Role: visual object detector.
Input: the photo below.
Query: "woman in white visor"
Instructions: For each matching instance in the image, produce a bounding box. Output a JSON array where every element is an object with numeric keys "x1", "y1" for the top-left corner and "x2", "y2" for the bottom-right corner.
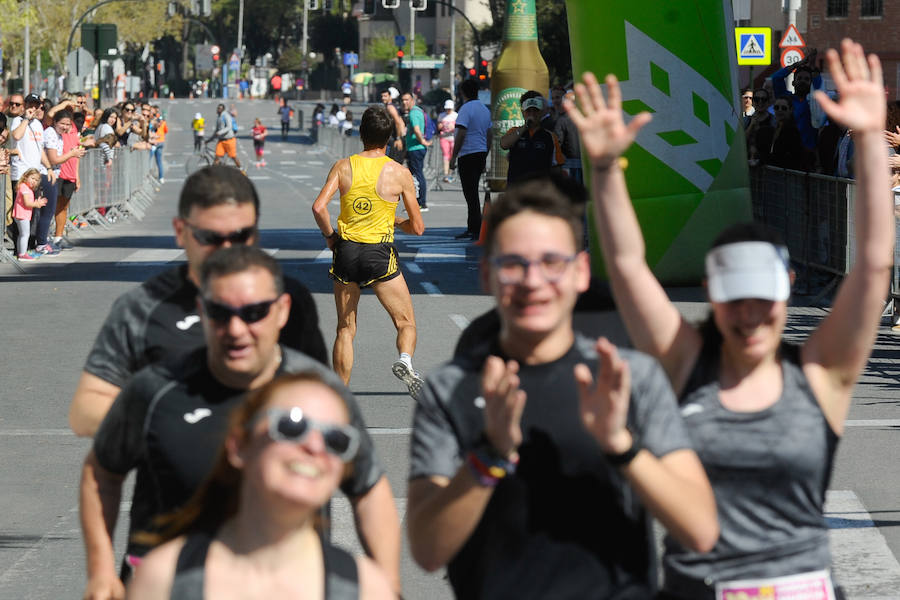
[{"x1": 566, "y1": 39, "x2": 892, "y2": 600}]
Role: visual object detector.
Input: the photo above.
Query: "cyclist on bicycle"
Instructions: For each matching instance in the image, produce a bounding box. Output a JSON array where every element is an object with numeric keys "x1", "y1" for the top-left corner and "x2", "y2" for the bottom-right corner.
[{"x1": 206, "y1": 103, "x2": 243, "y2": 173}]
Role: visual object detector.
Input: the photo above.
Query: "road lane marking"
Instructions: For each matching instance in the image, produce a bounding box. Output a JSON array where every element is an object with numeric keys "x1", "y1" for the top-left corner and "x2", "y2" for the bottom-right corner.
[
  {"x1": 405, "y1": 262, "x2": 423, "y2": 274},
  {"x1": 279, "y1": 160, "x2": 297, "y2": 165},
  {"x1": 315, "y1": 249, "x2": 332, "y2": 262},
  {"x1": 449, "y1": 314, "x2": 470, "y2": 330},
  {"x1": 421, "y1": 282, "x2": 443, "y2": 296},
  {"x1": 826, "y1": 490, "x2": 900, "y2": 595},
  {"x1": 115, "y1": 249, "x2": 183, "y2": 265},
  {"x1": 845, "y1": 420, "x2": 900, "y2": 427}
]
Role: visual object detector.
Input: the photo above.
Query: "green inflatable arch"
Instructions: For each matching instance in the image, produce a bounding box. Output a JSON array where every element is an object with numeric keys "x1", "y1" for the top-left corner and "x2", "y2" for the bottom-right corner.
[{"x1": 566, "y1": 1, "x2": 753, "y2": 284}]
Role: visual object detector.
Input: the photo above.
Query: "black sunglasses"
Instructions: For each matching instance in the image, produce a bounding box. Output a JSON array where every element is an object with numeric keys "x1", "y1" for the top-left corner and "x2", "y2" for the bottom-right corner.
[
  {"x1": 9, "y1": 102, "x2": 22, "y2": 107},
  {"x1": 186, "y1": 223, "x2": 256, "y2": 246},
  {"x1": 257, "y1": 407, "x2": 359, "y2": 460},
  {"x1": 202, "y1": 298, "x2": 278, "y2": 324}
]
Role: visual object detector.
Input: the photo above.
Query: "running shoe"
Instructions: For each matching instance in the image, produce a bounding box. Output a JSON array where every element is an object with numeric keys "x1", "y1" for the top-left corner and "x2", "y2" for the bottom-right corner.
[
  {"x1": 17, "y1": 252, "x2": 37, "y2": 261},
  {"x1": 392, "y1": 358, "x2": 425, "y2": 399},
  {"x1": 419, "y1": 205, "x2": 429, "y2": 213},
  {"x1": 35, "y1": 244, "x2": 60, "y2": 256},
  {"x1": 55, "y1": 238, "x2": 74, "y2": 250}
]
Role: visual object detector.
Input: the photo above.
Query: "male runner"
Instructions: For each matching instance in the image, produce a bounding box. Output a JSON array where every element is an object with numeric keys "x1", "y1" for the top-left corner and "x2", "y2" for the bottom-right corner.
[
  {"x1": 79, "y1": 246, "x2": 400, "y2": 598},
  {"x1": 312, "y1": 105, "x2": 426, "y2": 396},
  {"x1": 206, "y1": 103, "x2": 243, "y2": 172},
  {"x1": 407, "y1": 178, "x2": 718, "y2": 598},
  {"x1": 69, "y1": 166, "x2": 325, "y2": 439}
]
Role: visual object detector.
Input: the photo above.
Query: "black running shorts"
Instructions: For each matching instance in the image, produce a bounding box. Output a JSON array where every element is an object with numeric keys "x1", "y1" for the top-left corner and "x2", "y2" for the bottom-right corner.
[{"x1": 329, "y1": 238, "x2": 400, "y2": 288}]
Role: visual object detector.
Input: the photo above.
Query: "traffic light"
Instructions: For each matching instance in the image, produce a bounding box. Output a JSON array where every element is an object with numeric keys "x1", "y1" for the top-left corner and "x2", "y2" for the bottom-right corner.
[
  {"x1": 363, "y1": 0, "x2": 376, "y2": 14},
  {"x1": 478, "y1": 59, "x2": 489, "y2": 81},
  {"x1": 382, "y1": 0, "x2": 400, "y2": 8},
  {"x1": 411, "y1": 0, "x2": 427, "y2": 10},
  {"x1": 211, "y1": 44, "x2": 220, "y2": 62},
  {"x1": 397, "y1": 48, "x2": 404, "y2": 68}
]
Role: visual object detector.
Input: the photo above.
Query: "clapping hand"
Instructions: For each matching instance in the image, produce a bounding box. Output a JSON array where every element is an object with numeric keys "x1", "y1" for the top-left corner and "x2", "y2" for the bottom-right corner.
[
  {"x1": 564, "y1": 72, "x2": 651, "y2": 170},
  {"x1": 814, "y1": 39, "x2": 885, "y2": 134},
  {"x1": 576, "y1": 337, "x2": 633, "y2": 454},
  {"x1": 480, "y1": 356, "x2": 526, "y2": 458},
  {"x1": 883, "y1": 126, "x2": 900, "y2": 148}
]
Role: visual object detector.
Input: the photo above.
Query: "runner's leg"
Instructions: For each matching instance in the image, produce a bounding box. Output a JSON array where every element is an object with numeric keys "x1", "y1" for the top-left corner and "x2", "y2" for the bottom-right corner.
[
  {"x1": 371, "y1": 273, "x2": 417, "y2": 358},
  {"x1": 333, "y1": 281, "x2": 361, "y2": 384}
]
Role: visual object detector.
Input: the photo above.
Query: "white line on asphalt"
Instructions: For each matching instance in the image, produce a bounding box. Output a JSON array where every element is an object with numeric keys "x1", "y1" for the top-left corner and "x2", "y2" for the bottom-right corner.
[
  {"x1": 421, "y1": 282, "x2": 443, "y2": 296},
  {"x1": 845, "y1": 420, "x2": 900, "y2": 427},
  {"x1": 0, "y1": 505, "x2": 79, "y2": 585},
  {"x1": 251, "y1": 175, "x2": 271, "y2": 180},
  {"x1": 287, "y1": 174, "x2": 312, "y2": 179},
  {"x1": 825, "y1": 490, "x2": 900, "y2": 594},
  {"x1": 307, "y1": 160, "x2": 325, "y2": 165},
  {"x1": 263, "y1": 248, "x2": 279, "y2": 257},
  {"x1": 115, "y1": 249, "x2": 183, "y2": 265},
  {"x1": 315, "y1": 249, "x2": 333, "y2": 261},
  {"x1": 368, "y1": 428, "x2": 412, "y2": 435},
  {"x1": 279, "y1": 160, "x2": 297, "y2": 165},
  {"x1": 449, "y1": 314, "x2": 470, "y2": 330},
  {"x1": 280, "y1": 149, "x2": 297, "y2": 154},
  {"x1": 405, "y1": 262, "x2": 423, "y2": 274}
]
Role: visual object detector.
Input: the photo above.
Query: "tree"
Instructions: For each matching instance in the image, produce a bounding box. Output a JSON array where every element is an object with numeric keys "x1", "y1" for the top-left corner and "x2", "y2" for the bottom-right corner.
[{"x1": 366, "y1": 34, "x2": 426, "y2": 67}]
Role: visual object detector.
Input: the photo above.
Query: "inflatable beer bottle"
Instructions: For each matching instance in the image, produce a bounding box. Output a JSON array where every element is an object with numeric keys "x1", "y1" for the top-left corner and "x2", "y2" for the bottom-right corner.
[
  {"x1": 487, "y1": 0, "x2": 549, "y2": 191},
  {"x1": 566, "y1": 1, "x2": 752, "y2": 283}
]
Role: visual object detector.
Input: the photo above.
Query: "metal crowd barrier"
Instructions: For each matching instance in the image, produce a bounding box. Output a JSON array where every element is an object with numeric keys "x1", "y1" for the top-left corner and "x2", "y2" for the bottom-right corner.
[{"x1": 66, "y1": 145, "x2": 159, "y2": 234}]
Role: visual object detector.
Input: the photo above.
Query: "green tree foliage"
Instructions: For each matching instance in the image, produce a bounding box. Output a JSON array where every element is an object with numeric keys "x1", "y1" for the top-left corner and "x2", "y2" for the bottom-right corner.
[
  {"x1": 480, "y1": 0, "x2": 572, "y2": 86},
  {"x1": 366, "y1": 34, "x2": 426, "y2": 66}
]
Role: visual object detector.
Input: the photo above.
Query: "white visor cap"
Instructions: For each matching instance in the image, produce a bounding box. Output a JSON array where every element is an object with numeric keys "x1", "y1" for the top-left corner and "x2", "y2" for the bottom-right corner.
[{"x1": 705, "y1": 241, "x2": 791, "y2": 303}]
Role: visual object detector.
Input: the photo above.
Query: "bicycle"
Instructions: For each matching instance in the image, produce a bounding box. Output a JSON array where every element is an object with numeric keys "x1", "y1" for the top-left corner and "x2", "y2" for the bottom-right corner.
[{"x1": 185, "y1": 141, "x2": 217, "y2": 175}]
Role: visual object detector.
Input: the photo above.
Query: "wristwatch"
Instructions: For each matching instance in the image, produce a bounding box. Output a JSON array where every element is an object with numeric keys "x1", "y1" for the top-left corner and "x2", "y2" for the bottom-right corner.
[{"x1": 604, "y1": 432, "x2": 641, "y2": 467}]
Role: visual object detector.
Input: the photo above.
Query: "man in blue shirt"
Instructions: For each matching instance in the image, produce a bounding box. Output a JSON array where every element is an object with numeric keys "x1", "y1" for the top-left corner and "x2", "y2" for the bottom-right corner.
[
  {"x1": 401, "y1": 92, "x2": 431, "y2": 212},
  {"x1": 771, "y1": 50, "x2": 822, "y2": 169},
  {"x1": 450, "y1": 79, "x2": 492, "y2": 240}
]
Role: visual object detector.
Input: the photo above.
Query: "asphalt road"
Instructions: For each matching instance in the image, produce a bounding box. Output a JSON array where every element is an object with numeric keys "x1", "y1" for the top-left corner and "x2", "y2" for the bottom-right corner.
[{"x1": 0, "y1": 96, "x2": 898, "y2": 599}]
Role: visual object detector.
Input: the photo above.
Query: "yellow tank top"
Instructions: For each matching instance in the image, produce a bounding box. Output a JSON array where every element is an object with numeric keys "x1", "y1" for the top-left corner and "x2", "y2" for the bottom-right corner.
[{"x1": 338, "y1": 155, "x2": 398, "y2": 244}]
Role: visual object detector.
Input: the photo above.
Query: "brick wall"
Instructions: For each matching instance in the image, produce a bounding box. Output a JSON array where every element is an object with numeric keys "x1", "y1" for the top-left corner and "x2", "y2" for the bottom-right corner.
[{"x1": 806, "y1": 0, "x2": 900, "y2": 99}]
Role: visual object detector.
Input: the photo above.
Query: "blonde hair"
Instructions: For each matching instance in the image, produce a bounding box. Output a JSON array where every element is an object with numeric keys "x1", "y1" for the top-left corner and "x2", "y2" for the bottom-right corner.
[{"x1": 19, "y1": 168, "x2": 41, "y2": 186}]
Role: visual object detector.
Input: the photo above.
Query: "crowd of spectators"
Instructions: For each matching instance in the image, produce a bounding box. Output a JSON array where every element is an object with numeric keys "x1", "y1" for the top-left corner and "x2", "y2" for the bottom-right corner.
[
  {"x1": 743, "y1": 49, "x2": 900, "y2": 186},
  {"x1": 3, "y1": 90, "x2": 166, "y2": 261}
]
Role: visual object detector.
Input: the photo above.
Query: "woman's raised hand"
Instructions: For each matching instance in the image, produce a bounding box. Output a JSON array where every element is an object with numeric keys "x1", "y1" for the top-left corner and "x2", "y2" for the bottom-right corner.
[{"x1": 564, "y1": 72, "x2": 651, "y2": 170}]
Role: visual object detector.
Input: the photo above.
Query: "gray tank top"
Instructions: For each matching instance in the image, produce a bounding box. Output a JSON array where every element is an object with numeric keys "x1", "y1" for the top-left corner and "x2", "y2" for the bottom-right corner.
[
  {"x1": 662, "y1": 342, "x2": 839, "y2": 599},
  {"x1": 169, "y1": 531, "x2": 359, "y2": 600}
]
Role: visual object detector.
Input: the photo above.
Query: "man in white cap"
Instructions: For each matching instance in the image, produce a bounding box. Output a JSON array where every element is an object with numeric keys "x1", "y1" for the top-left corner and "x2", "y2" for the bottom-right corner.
[
  {"x1": 437, "y1": 98, "x2": 458, "y2": 183},
  {"x1": 380, "y1": 86, "x2": 406, "y2": 163},
  {"x1": 499, "y1": 91, "x2": 563, "y2": 185}
]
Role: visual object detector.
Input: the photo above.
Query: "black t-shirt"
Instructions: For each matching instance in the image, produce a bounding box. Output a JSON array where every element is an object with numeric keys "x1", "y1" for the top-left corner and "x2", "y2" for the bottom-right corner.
[
  {"x1": 410, "y1": 333, "x2": 692, "y2": 599},
  {"x1": 84, "y1": 265, "x2": 328, "y2": 389},
  {"x1": 506, "y1": 127, "x2": 556, "y2": 184},
  {"x1": 93, "y1": 347, "x2": 383, "y2": 559}
]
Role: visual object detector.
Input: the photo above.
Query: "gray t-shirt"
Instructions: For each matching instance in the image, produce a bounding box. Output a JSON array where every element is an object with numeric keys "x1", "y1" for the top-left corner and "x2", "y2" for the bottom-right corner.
[
  {"x1": 410, "y1": 332, "x2": 692, "y2": 599},
  {"x1": 662, "y1": 342, "x2": 838, "y2": 599}
]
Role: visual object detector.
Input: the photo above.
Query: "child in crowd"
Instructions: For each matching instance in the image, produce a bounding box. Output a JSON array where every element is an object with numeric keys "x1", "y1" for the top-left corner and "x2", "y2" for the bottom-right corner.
[
  {"x1": 342, "y1": 109, "x2": 354, "y2": 136},
  {"x1": 192, "y1": 112, "x2": 204, "y2": 152},
  {"x1": 13, "y1": 168, "x2": 47, "y2": 260},
  {"x1": 252, "y1": 118, "x2": 267, "y2": 168}
]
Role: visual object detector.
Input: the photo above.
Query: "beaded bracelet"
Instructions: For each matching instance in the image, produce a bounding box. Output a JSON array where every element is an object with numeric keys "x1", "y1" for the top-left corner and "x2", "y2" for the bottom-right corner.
[{"x1": 466, "y1": 444, "x2": 519, "y2": 488}]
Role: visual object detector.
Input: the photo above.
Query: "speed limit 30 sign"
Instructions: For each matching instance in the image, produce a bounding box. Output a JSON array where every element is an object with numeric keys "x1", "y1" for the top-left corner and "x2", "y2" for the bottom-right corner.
[{"x1": 781, "y1": 46, "x2": 804, "y2": 68}]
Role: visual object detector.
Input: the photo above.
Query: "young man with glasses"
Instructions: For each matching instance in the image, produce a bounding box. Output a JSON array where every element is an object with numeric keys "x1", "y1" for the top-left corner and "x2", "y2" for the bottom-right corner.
[
  {"x1": 69, "y1": 166, "x2": 327, "y2": 439},
  {"x1": 79, "y1": 245, "x2": 401, "y2": 597},
  {"x1": 407, "y1": 177, "x2": 717, "y2": 598}
]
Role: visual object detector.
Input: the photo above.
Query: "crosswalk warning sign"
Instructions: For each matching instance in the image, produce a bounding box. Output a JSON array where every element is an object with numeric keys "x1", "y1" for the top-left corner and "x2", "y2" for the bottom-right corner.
[{"x1": 735, "y1": 27, "x2": 771, "y2": 66}]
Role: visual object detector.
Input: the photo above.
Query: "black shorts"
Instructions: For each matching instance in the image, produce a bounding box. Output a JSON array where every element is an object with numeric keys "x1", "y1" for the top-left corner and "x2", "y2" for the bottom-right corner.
[
  {"x1": 329, "y1": 238, "x2": 400, "y2": 288},
  {"x1": 59, "y1": 179, "x2": 77, "y2": 199}
]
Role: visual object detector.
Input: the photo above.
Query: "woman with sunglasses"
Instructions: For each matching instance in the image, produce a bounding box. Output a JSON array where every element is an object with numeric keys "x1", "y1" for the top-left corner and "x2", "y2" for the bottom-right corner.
[
  {"x1": 764, "y1": 96, "x2": 805, "y2": 170},
  {"x1": 567, "y1": 39, "x2": 892, "y2": 599},
  {"x1": 128, "y1": 372, "x2": 395, "y2": 599}
]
